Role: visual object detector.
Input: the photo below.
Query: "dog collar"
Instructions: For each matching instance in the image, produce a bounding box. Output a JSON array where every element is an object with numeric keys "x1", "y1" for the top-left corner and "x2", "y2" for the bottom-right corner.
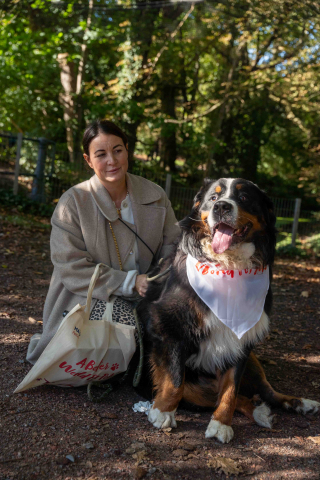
[{"x1": 186, "y1": 254, "x2": 270, "y2": 339}]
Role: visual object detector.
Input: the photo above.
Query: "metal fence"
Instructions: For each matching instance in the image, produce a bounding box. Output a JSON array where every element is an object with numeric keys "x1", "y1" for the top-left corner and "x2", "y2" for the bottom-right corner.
[
  {"x1": 1, "y1": 132, "x2": 319, "y2": 244},
  {"x1": 0, "y1": 132, "x2": 56, "y2": 200}
]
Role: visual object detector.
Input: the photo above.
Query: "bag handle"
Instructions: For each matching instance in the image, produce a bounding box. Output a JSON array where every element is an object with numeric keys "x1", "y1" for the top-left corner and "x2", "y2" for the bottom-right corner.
[{"x1": 85, "y1": 263, "x2": 103, "y2": 313}]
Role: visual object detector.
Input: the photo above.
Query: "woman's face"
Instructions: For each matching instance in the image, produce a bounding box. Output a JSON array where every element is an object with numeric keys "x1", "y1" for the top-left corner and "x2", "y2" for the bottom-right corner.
[{"x1": 84, "y1": 132, "x2": 128, "y2": 188}]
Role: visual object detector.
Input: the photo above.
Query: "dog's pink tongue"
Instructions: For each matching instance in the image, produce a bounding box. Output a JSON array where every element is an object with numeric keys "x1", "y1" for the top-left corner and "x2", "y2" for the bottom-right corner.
[{"x1": 212, "y1": 223, "x2": 234, "y2": 254}]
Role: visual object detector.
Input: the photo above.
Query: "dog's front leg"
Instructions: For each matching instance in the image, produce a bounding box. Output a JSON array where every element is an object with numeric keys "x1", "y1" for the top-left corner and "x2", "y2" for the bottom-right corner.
[
  {"x1": 148, "y1": 343, "x2": 185, "y2": 429},
  {"x1": 206, "y1": 355, "x2": 249, "y2": 443}
]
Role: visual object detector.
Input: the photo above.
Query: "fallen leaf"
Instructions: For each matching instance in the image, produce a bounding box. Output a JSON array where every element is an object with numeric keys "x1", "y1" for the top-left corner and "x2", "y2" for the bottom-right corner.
[
  {"x1": 302, "y1": 344, "x2": 313, "y2": 350},
  {"x1": 301, "y1": 291, "x2": 309, "y2": 297},
  {"x1": 267, "y1": 360, "x2": 277, "y2": 365},
  {"x1": 1, "y1": 265, "x2": 8, "y2": 268},
  {"x1": 207, "y1": 456, "x2": 242, "y2": 476},
  {"x1": 308, "y1": 436, "x2": 320, "y2": 444},
  {"x1": 179, "y1": 443, "x2": 195, "y2": 451},
  {"x1": 172, "y1": 449, "x2": 188, "y2": 457},
  {"x1": 134, "y1": 466, "x2": 148, "y2": 479},
  {"x1": 101, "y1": 413, "x2": 118, "y2": 419},
  {"x1": 272, "y1": 329, "x2": 283, "y2": 335},
  {"x1": 126, "y1": 443, "x2": 145, "y2": 454},
  {"x1": 289, "y1": 328, "x2": 307, "y2": 332},
  {"x1": 28, "y1": 317, "x2": 37, "y2": 324},
  {"x1": 132, "y1": 449, "x2": 148, "y2": 465}
]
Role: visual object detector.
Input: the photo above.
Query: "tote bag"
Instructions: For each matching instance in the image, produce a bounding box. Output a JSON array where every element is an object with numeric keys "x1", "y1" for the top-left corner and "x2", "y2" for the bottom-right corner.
[{"x1": 14, "y1": 264, "x2": 136, "y2": 393}]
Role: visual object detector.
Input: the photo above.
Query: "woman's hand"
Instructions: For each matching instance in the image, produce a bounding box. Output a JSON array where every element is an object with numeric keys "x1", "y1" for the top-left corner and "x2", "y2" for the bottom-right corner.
[{"x1": 135, "y1": 274, "x2": 148, "y2": 297}]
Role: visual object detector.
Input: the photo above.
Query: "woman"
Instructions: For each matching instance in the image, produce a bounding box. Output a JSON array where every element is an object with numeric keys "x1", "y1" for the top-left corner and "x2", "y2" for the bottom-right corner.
[{"x1": 27, "y1": 120, "x2": 180, "y2": 364}]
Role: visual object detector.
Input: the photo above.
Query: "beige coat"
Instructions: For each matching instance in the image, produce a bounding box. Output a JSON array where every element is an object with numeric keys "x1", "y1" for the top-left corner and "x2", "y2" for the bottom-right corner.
[{"x1": 26, "y1": 173, "x2": 180, "y2": 364}]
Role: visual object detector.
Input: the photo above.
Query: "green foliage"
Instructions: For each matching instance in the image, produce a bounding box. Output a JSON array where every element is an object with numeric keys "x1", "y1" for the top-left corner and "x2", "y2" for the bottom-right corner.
[
  {"x1": 0, "y1": 0, "x2": 319, "y2": 208},
  {"x1": 0, "y1": 189, "x2": 55, "y2": 217},
  {"x1": 276, "y1": 232, "x2": 320, "y2": 258},
  {"x1": 276, "y1": 244, "x2": 310, "y2": 259}
]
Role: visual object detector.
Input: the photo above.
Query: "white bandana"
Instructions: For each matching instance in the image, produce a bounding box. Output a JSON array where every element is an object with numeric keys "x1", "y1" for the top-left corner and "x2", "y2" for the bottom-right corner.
[{"x1": 186, "y1": 254, "x2": 270, "y2": 339}]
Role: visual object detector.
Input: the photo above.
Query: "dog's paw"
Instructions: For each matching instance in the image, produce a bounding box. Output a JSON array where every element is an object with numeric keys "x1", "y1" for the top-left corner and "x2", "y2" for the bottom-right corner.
[
  {"x1": 253, "y1": 402, "x2": 274, "y2": 428},
  {"x1": 205, "y1": 419, "x2": 234, "y2": 443},
  {"x1": 294, "y1": 398, "x2": 320, "y2": 415},
  {"x1": 148, "y1": 407, "x2": 177, "y2": 429}
]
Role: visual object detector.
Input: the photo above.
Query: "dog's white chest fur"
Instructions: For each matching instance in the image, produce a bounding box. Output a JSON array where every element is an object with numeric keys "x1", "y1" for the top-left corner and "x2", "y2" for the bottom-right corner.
[{"x1": 186, "y1": 311, "x2": 269, "y2": 373}]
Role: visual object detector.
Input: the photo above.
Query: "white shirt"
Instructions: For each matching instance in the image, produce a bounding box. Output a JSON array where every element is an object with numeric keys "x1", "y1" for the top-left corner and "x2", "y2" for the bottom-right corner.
[{"x1": 113, "y1": 195, "x2": 140, "y2": 297}]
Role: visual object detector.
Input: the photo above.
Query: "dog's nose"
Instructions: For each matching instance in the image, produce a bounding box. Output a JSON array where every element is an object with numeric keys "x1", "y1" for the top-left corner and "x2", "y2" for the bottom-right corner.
[{"x1": 213, "y1": 201, "x2": 233, "y2": 215}]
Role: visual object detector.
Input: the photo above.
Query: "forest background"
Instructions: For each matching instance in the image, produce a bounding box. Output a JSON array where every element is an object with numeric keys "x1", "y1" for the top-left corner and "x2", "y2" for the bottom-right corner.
[{"x1": 0, "y1": 0, "x2": 320, "y2": 211}]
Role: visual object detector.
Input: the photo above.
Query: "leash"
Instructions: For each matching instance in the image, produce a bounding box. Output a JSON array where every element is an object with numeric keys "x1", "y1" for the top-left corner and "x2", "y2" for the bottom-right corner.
[{"x1": 147, "y1": 265, "x2": 172, "y2": 282}]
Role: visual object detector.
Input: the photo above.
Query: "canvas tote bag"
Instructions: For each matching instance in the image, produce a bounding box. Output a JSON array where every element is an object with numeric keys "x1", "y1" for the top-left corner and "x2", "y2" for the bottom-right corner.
[{"x1": 14, "y1": 263, "x2": 136, "y2": 393}]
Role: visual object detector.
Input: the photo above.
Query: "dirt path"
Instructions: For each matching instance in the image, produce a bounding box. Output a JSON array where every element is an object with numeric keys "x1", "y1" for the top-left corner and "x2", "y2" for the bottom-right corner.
[{"x1": 1, "y1": 216, "x2": 320, "y2": 480}]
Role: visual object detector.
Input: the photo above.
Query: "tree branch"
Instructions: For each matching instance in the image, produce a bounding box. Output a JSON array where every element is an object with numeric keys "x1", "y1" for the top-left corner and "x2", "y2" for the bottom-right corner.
[
  {"x1": 145, "y1": 3, "x2": 195, "y2": 82},
  {"x1": 164, "y1": 100, "x2": 225, "y2": 124}
]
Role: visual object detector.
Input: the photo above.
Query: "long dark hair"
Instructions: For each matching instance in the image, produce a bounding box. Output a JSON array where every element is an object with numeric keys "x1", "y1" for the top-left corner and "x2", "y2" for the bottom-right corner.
[{"x1": 82, "y1": 120, "x2": 128, "y2": 156}]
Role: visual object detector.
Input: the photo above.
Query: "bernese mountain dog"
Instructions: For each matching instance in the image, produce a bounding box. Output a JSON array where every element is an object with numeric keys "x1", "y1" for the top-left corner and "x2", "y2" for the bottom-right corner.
[{"x1": 136, "y1": 178, "x2": 320, "y2": 443}]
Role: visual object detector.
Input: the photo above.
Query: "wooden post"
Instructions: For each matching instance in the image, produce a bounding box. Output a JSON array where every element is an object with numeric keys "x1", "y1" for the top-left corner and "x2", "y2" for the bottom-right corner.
[
  {"x1": 291, "y1": 198, "x2": 301, "y2": 247},
  {"x1": 13, "y1": 132, "x2": 23, "y2": 195},
  {"x1": 31, "y1": 138, "x2": 48, "y2": 203},
  {"x1": 165, "y1": 173, "x2": 172, "y2": 199},
  {"x1": 50, "y1": 143, "x2": 56, "y2": 177}
]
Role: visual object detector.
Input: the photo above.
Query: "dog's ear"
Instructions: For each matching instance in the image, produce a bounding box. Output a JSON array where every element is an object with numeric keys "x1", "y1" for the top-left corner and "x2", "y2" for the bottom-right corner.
[
  {"x1": 179, "y1": 179, "x2": 214, "y2": 231},
  {"x1": 261, "y1": 191, "x2": 276, "y2": 228},
  {"x1": 192, "y1": 178, "x2": 214, "y2": 211},
  {"x1": 256, "y1": 190, "x2": 277, "y2": 267}
]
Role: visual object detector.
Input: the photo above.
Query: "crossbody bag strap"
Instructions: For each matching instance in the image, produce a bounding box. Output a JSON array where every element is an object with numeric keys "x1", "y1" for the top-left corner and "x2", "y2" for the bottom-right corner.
[{"x1": 118, "y1": 217, "x2": 155, "y2": 261}]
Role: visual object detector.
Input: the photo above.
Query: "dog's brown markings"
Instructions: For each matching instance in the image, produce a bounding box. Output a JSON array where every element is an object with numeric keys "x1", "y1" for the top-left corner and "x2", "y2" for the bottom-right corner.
[
  {"x1": 237, "y1": 207, "x2": 263, "y2": 238},
  {"x1": 151, "y1": 359, "x2": 184, "y2": 413},
  {"x1": 194, "y1": 201, "x2": 200, "y2": 208},
  {"x1": 189, "y1": 297, "x2": 207, "y2": 330},
  {"x1": 211, "y1": 368, "x2": 237, "y2": 426},
  {"x1": 201, "y1": 211, "x2": 209, "y2": 223},
  {"x1": 236, "y1": 184, "x2": 243, "y2": 190},
  {"x1": 183, "y1": 376, "x2": 219, "y2": 407},
  {"x1": 240, "y1": 353, "x2": 304, "y2": 410},
  {"x1": 197, "y1": 211, "x2": 211, "y2": 237},
  {"x1": 215, "y1": 186, "x2": 222, "y2": 193},
  {"x1": 235, "y1": 395, "x2": 258, "y2": 421}
]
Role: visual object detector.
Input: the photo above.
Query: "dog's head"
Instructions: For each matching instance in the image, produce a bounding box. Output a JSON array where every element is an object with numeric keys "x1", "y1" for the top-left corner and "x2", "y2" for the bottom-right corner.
[{"x1": 180, "y1": 178, "x2": 276, "y2": 268}]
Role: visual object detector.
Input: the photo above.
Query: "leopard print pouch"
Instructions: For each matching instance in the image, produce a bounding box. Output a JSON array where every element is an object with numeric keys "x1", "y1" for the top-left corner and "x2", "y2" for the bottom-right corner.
[{"x1": 90, "y1": 297, "x2": 143, "y2": 340}]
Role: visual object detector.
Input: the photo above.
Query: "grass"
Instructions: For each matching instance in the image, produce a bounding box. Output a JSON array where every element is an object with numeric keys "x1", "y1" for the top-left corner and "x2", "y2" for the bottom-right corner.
[
  {"x1": 276, "y1": 216, "x2": 311, "y2": 223},
  {"x1": 276, "y1": 231, "x2": 320, "y2": 258},
  {"x1": 0, "y1": 208, "x2": 51, "y2": 230}
]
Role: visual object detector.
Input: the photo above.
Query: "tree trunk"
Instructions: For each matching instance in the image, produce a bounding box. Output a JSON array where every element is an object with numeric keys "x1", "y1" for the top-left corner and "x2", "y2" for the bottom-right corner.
[
  {"x1": 57, "y1": 0, "x2": 93, "y2": 163},
  {"x1": 57, "y1": 53, "x2": 77, "y2": 163},
  {"x1": 161, "y1": 83, "x2": 177, "y2": 172}
]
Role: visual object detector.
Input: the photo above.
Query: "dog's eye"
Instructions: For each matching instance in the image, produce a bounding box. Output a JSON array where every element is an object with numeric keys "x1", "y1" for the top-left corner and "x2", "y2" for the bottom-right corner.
[
  {"x1": 239, "y1": 195, "x2": 247, "y2": 202},
  {"x1": 211, "y1": 195, "x2": 218, "y2": 201}
]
